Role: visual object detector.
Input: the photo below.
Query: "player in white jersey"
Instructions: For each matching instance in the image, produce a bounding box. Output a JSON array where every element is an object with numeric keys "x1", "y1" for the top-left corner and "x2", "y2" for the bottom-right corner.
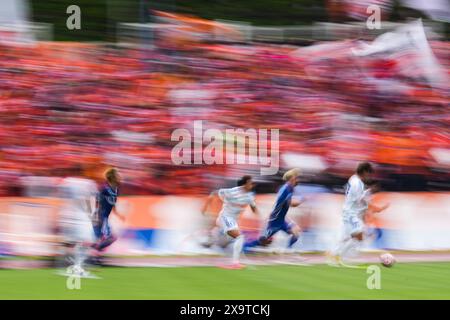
[
  {"x1": 329, "y1": 162, "x2": 377, "y2": 266},
  {"x1": 58, "y1": 170, "x2": 97, "y2": 276},
  {"x1": 201, "y1": 175, "x2": 259, "y2": 269}
]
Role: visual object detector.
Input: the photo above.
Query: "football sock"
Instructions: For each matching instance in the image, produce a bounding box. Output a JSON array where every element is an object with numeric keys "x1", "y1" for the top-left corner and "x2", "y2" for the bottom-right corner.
[
  {"x1": 232, "y1": 235, "x2": 244, "y2": 264},
  {"x1": 288, "y1": 235, "x2": 299, "y2": 248}
]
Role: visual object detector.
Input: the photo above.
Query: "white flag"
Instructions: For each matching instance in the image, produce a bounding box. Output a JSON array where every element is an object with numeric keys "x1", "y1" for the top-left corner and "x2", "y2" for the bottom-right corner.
[{"x1": 352, "y1": 19, "x2": 448, "y2": 88}]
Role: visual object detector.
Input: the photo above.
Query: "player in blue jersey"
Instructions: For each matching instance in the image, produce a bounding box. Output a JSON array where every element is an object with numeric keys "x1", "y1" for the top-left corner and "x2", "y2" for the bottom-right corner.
[
  {"x1": 245, "y1": 168, "x2": 304, "y2": 251},
  {"x1": 92, "y1": 168, "x2": 125, "y2": 254}
]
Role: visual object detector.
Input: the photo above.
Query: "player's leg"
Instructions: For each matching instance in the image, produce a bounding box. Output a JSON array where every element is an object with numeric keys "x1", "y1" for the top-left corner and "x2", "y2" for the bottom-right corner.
[
  {"x1": 73, "y1": 242, "x2": 89, "y2": 270},
  {"x1": 226, "y1": 229, "x2": 244, "y2": 265},
  {"x1": 244, "y1": 237, "x2": 262, "y2": 249},
  {"x1": 200, "y1": 214, "x2": 219, "y2": 248},
  {"x1": 93, "y1": 219, "x2": 117, "y2": 251},
  {"x1": 58, "y1": 210, "x2": 77, "y2": 266},
  {"x1": 62, "y1": 215, "x2": 87, "y2": 268},
  {"x1": 336, "y1": 216, "x2": 364, "y2": 262},
  {"x1": 66, "y1": 219, "x2": 96, "y2": 276},
  {"x1": 328, "y1": 241, "x2": 347, "y2": 266},
  {"x1": 95, "y1": 235, "x2": 117, "y2": 251},
  {"x1": 284, "y1": 221, "x2": 301, "y2": 248},
  {"x1": 218, "y1": 215, "x2": 245, "y2": 268},
  {"x1": 244, "y1": 224, "x2": 278, "y2": 249},
  {"x1": 346, "y1": 231, "x2": 364, "y2": 258},
  {"x1": 328, "y1": 217, "x2": 355, "y2": 266},
  {"x1": 90, "y1": 222, "x2": 104, "y2": 264},
  {"x1": 336, "y1": 234, "x2": 360, "y2": 257},
  {"x1": 93, "y1": 222, "x2": 103, "y2": 241}
]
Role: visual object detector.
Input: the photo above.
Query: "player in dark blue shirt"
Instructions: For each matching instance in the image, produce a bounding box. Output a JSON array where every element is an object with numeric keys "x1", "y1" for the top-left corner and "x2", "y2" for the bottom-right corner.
[
  {"x1": 92, "y1": 168, "x2": 125, "y2": 252},
  {"x1": 245, "y1": 169, "x2": 303, "y2": 250}
]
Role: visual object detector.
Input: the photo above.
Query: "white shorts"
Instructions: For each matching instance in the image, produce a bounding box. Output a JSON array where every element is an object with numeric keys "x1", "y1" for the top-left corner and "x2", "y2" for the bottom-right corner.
[
  {"x1": 60, "y1": 210, "x2": 95, "y2": 244},
  {"x1": 342, "y1": 215, "x2": 365, "y2": 238},
  {"x1": 217, "y1": 214, "x2": 239, "y2": 233}
]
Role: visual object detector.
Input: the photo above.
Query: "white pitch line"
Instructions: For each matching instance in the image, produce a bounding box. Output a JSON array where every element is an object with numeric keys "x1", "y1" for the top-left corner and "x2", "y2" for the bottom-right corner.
[{"x1": 55, "y1": 270, "x2": 102, "y2": 279}]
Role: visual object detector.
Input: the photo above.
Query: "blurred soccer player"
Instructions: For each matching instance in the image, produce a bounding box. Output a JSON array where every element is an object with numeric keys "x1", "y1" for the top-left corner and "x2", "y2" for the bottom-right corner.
[
  {"x1": 92, "y1": 168, "x2": 125, "y2": 257},
  {"x1": 328, "y1": 162, "x2": 387, "y2": 266},
  {"x1": 201, "y1": 175, "x2": 259, "y2": 269},
  {"x1": 58, "y1": 168, "x2": 98, "y2": 276},
  {"x1": 362, "y1": 180, "x2": 390, "y2": 247},
  {"x1": 244, "y1": 168, "x2": 303, "y2": 252}
]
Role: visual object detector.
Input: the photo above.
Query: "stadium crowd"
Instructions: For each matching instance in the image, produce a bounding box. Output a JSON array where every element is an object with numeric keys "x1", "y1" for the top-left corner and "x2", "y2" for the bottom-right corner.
[{"x1": 0, "y1": 27, "x2": 448, "y2": 196}]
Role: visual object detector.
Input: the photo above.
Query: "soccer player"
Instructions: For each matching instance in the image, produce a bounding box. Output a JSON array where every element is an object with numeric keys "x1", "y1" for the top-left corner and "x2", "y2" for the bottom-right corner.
[
  {"x1": 244, "y1": 168, "x2": 303, "y2": 252},
  {"x1": 201, "y1": 175, "x2": 259, "y2": 269},
  {"x1": 58, "y1": 169, "x2": 98, "y2": 276},
  {"x1": 92, "y1": 168, "x2": 125, "y2": 256},
  {"x1": 328, "y1": 162, "x2": 387, "y2": 266},
  {"x1": 361, "y1": 179, "x2": 390, "y2": 248}
]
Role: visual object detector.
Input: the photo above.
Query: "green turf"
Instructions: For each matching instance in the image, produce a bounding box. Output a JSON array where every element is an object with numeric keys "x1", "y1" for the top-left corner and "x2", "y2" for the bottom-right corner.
[{"x1": 1, "y1": 262, "x2": 450, "y2": 299}]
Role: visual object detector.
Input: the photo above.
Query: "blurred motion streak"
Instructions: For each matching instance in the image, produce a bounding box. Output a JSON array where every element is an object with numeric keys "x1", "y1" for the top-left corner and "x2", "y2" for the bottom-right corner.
[{"x1": 0, "y1": 3, "x2": 449, "y2": 259}]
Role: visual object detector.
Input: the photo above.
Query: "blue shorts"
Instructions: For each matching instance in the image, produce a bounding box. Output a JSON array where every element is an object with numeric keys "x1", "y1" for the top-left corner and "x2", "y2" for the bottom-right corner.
[
  {"x1": 93, "y1": 218, "x2": 112, "y2": 239},
  {"x1": 261, "y1": 220, "x2": 295, "y2": 240}
]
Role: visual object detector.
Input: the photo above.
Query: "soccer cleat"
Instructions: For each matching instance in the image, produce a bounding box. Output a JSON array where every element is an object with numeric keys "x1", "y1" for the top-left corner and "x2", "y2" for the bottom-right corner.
[
  {"x1": 55, "y1": 265, "x2": 101, "y2": 279},
  {"x1": 326, "y1": 252, "x2": 343, "y2": 267},
  {"x1": 200, "y1": 241, "x2": 213, "y2": 248},
  {"x1": 339, "y1": 262, "x2": 366, "y2": 269},
  {"x1": 73, "y1": 267, "x2": 101, "y2": 279},
  {"x1": 338, "y1": 259, "x2": 367, "y2": 269},
  {"x1": 76, "y1": 268, "x2": 96, "y2": 278},
  {"x1": 218, "y1": 263, "x2": 246, "y2": 270}
]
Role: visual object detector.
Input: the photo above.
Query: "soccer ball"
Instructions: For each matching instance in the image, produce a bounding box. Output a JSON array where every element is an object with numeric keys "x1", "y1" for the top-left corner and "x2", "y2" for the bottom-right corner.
[{"x1": 380, "y1": 253, "x2": 396, "y2": 267}]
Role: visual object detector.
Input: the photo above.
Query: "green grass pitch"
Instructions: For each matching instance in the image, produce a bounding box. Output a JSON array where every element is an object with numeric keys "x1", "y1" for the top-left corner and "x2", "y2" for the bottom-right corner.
[{"x1": 1, "y1": 262, "x2": 450, "y2": 299}]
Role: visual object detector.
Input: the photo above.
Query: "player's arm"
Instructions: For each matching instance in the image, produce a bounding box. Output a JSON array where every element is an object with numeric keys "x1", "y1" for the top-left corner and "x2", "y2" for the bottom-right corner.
[
  {"x1": 357, "y1": 187, "x2": 371, "y2": 203},
  {"x1": 276, "y1": 189, "x2": 300, "y2": 207},
  {"x1": 290, "y1": 195, "x2": 306, "y2": 207},
  {"x1": 366, "y1": 181, "x2": 389, "y2": 213},
  {"x1": 112, "y1": 205, "x2": 126, "y2": 221},
  {"x1": 93, "y1": 193, "x2": 99, "y2": 219},
  {"x1": 290, "y1": 199, "x2": 301, "y2": 207},
  {"x1": 369, "y1": 202, "x2": 389, "y2": 213},
  {"x1": 250, "y1": 203, "x2": 260, "y2": 216},
  {"x1": 91, "y1": 190, "x2": 104, "y2": 224},
  {"x1": 201, "y1": 190, "x2": 219, "y2": 216},
  {"x1": 85, "y1": 199, "x2": 93, "y2": 217}
]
